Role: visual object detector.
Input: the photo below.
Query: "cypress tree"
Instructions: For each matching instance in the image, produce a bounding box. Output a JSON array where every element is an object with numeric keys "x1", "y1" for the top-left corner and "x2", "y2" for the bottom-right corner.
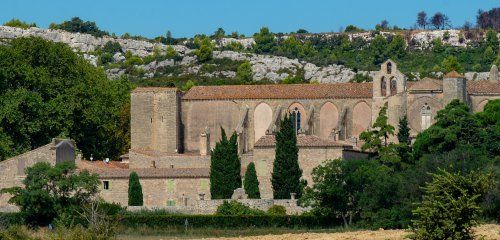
[
  {"x1": 397, "y1": 116, "x2": 411, "y2": 144},
  {"x1": 128, "y1": 171, "x2": 143, "y2": 206},
  {"x1": 210, "y1": 128, "x2": 241, "y2": 199},
  {"x1": 244, "y1": 162, "x2": 260, "y2": 199},
  {"x1": 272, "y1": 114, "x2": 302, "y2": 199}
]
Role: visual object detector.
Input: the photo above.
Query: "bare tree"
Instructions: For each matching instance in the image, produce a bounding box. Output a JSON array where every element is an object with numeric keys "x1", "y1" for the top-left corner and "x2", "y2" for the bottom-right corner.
[
  {"x1": 430, "y1": 12, "x2": 451, "y2": 29},
  {"x1": 477, "y1": 8, "x2": 500, "y2": 30},
  {"x1": 417, "y1": 11, "x2": 428, "y2": 29},
  {"x1": 78, "y1": 199, "x2": 118, "y2": 239}
]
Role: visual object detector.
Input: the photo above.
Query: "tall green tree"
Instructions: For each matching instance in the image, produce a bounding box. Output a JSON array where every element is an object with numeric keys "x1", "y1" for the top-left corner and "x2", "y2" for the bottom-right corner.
[
  {"x1": 360, "y1": 103, "x2": 395, "y2": 152},
  {"x1": 236, "y1": 61, "x2": 253, "y2": 83},
  {"x1": 210, "y1": 128, "x2": 241, "y2": 199},
  {"x1": 0, "y1": 37, "x2": 131, "y2": 161},
  {"x1": 1, "y1": 162, "x2": 99, "y2": 226},
  {"x1": 397, "y1": 116, "x2": 412, "y2": 165},
  {"x1": 128, "y1": 171, "x2": 143, "y2": 206},
  {"x1": 272, "y1": 114, "x2": 303, "y2": 199},
  {"x1": 244, "y1": 162, "x2": 260, "y2": 199}
]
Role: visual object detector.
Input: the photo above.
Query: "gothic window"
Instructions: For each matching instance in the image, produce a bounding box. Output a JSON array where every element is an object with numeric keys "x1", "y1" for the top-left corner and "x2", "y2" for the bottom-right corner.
[
  {"x1": 387, "y1": 62, "x2": 392, "y2": 74},
  {"x1": 381, "y1": 77, "x2": 387, "y2": 96},
  {"x1": 291, "y1": 107, "x2": 301, "y2": 133},
  {"x1": 390, "y1": 78, "x2": 397, "y2": 95},
  {"x1": 421, "y1": 104, "x2": 432, "y2": 130}
]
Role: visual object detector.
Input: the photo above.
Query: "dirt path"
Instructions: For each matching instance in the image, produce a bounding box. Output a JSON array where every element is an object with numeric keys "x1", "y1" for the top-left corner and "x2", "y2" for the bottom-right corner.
[{"x1": 200, "y1": 224, "x2": 500, "y2": 240}]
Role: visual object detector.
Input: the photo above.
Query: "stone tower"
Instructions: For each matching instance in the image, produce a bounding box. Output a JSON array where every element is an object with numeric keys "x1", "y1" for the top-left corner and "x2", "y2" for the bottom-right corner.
[
  {"x1": 490, "y1": 65, "x2": 498, "y2": 83},
  {"x1": 131, "y1": 88, "x2": 180, "y2": 153},
  {"x1": 443, "y1": 71, "x2": 467, "y2": 106}
]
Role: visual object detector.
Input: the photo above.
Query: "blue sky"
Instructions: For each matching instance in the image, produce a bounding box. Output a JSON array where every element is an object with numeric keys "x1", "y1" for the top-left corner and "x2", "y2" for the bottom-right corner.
[{"x1": 0, "y1": 0, "x2": 497, "y2": 38}]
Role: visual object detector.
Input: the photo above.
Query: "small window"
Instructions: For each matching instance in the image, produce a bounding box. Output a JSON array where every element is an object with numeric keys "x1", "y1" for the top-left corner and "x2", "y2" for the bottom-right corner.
[
  {"x1": 291, "y1": 107, "x2": 301, "y2": 134},
  {"x1": 103, "y1": 181, "x2": 110, "y2": 190},
  {"x1": 387, "y1": 62, "x2": 392, "y2": 74},
  {"x1": 381, "y1": 77, "x2": 387, "y2": 97},
  {"x1": 166, "y1": 199, "x2": 176, "y2": 206}
]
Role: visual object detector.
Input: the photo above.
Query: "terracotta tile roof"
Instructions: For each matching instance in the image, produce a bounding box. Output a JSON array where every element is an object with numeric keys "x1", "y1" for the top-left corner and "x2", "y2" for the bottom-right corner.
[
  {"x1": 132, "y1": 87, "x2": 178, "y2": 93},
  {"x1": 408, "y1": 78, "x2": 443, "y2": 92},
  {"x1": 130, "y1": 149, "x2": 204, "y2": 157},
  {"x1": 254, "y1": 135, "x2": 354, "y2": 148},
  {"x1": 77, "y1": 160, "x2": 129, "y2": 170},
  {"x1": 182, "y1": 83, "x2": 373, "y2": 100},
  {"x1": 444, "y1": 71, "x2": 464, "y2": 78},
  {"x1": 467, "y1": 80, "x2": 500, "y2": 94},
  {"x1": 88, "y1": 167, "x2": 209, "y2": 179}
]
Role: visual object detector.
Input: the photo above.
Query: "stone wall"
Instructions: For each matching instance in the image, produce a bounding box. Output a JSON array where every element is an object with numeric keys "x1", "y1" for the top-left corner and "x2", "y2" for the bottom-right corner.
[
  {"x1": 99, "y1": 177, "x2": 210, "y2": 208},
  {"x1": 128, "y1": 198, "x2": 309, "y2": 215},
  {"x1": 128, "y1": 151, "x2": 209, "y2": 169}
]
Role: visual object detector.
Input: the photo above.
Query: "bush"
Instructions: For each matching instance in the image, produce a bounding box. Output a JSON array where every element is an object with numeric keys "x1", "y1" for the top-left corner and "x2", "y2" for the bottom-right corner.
[
  {"x1": 410, "y1": 170, "x2": 493, "y2": 240},
  {"x1": 49, "y1": 17, "x2": 108, "y2": 37},
  {"x1": 216, "y1": 201, "x2": 265, "y2": 215},
  {"x1": 3, "y1": 18, "x2": 36, "y2": 29},
  {"x1": 267, "y1": 205, "x2": 286, "y2": 215},
  {"x1": 102, "y1": 41, "x2": 122, "y2": 54},
  {"x1": 99, "y1": 52, "x2": 114, "y2": 65}
]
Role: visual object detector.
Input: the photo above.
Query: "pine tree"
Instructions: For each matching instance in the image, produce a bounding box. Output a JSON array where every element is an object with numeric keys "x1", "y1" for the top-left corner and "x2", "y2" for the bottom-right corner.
[
  {"x1": 128, "y1": 171, "x2": 143, "y2": 206},
  {"x1": 272, "y1": 114, "x2": 302, "y2": 199},
  {"x1": 210, "y1": 128, "x2": 242, "y2": 199},
  {"x1": 360, "y1": 103, "x2": 395, "y2": 152},
  {"x1": 244, "y1": 162, "x2": 260, "y2": 199}
]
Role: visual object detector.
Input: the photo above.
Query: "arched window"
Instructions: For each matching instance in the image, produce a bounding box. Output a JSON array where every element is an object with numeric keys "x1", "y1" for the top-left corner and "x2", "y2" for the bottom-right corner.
[
  {"x1": 387, "y1": 62, "x2": 392, "y2": 74},
  {"x1": 421, "y1": 103, "x2": 432, "y2": 130},
  {"x1": 381, "y1": 77, "x2": 387, "y2": 96},
  {"x1": 390, "y1": 78, "x2": 397, "y2": 95},
  {"x1": 291, "y1": 107, "x2": 301, "y2": 134}
]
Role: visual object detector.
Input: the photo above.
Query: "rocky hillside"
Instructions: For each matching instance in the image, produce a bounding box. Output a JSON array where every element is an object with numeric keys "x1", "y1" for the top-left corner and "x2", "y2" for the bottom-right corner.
[{"x1": 0, "y1": 26, "x2": 493, "y2": 84}]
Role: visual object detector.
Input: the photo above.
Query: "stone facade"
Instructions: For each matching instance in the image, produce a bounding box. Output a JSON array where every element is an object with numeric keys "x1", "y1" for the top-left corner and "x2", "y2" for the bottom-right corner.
[{"x1": 0, "y1": 139, "x2": 76, "y2": 211}]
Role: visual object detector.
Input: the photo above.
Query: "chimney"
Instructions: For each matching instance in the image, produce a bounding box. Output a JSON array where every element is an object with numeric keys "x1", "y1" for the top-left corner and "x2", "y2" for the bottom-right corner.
[{"x1": 200, "y1": 127, "x2": 210, "y2": 156}]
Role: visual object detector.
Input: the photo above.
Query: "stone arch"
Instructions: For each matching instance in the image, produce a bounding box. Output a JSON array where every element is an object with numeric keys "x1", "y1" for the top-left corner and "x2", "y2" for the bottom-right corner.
[
  {"x1": 288, "y1": 102, "x2": 306, "y2": 132},
  {"x1": 390, "y1": 77, "x2": 397, "y2": 95},
  {"x1": 475, "y1": 100, "x2": 489, "y2": 113},
  {"x1": 253, "y1": 102, "x2": 273, "y2": 143},
  {"x1": 319, "y1": 102, "x2": 339, "y2": 139},
  {"x1": 381, "y1": 77, "x2": 387, "y2": 97},
  {"x1": 352, "y1": 101, "x2": 371, "y2": 137}
]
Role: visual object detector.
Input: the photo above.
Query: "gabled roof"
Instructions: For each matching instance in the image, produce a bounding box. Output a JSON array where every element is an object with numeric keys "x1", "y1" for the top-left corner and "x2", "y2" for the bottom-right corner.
[
  {"x1": 408, "y1": 78, "x2": 443, "y2": 92},
  {"x1": 92, "y1": 168, "x2": 210, "y2": 179},
  {"x1": 467, "y1": 80, "x2": 500, "y2": 95},
  {"x1": 254, "y1": 135, "x2": 353, "y2": 148},
  {"x1": 182, "y1": 83, "x2": 373, "y2": 100}
]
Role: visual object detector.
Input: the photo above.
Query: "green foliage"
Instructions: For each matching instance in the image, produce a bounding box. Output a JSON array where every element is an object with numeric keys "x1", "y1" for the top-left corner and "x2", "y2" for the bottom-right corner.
[
  {"x1": 350, "y1": 74, "x2": 372, "y2": 83},
  {"x1": 165, "y1": 46, "x2": 180, "y2": 60},
  {"x1": 410, "y1": 170, "x2": 493, "y2": 240},
  {"x1": 1, "y1": 162, "x2": 99, "y2": 226},
  {"x1": 441, "y1": 55, "x2": 463, "y2": 73},
  {"x1": 360, "y1": 103, "x2": 395, "y2": 152},
  {"x1": 49, "y1": 17, "x2": 108, "y2": 37},
  {"x1": 344, "y1": 25, "x2": 363, "y2": 32},
  {"x1": 3, "y1": 18, "x2": 36, "y2": 29},
  {"x1": 210, "y1": 128, "x2": 242, "y2": 199},
  {"x1": 128, "y1": 171, "x2": 143, "y2": 206},
  {"x1": 223, "y1": 41, "x2": 245, "y2": 51},
  {"x1": 412, "y1": 100, "x2": 486, "y2": 160},
  {"x1": 243, "y1": 162, "x2": 260, "y2": 199},
  {"x1": 274, "y1": 36, "x2": 317, "y2": 59},
  {"x1": 272, "y1": 115, "x2": 303, "y2": 199},
  {"x1": 98, "y1": 52, "x2": 114, "y2": 65},
  {"x1": 267, "y1": 205, "x2": 287, "y2": 215},
  {"x1": 397, "y1": 116, "x2": 410, "y2": 145},
  {"x1": 303, "y1": 159, "x2": 401, "y2": 228},
  {"x1": 102, "y1": 41, "x2": 122, "y2": 54},
  {"x1": 120, "y1": 211, "x2": 338, "y2": 229},
  {"x1": 0, "y1": 37, "x2": 131, "y2": 160},
  {"x1": 253, "y1": 27, "x2": 276, "y2": 54},
  {"x1": 236, "y1": 61, "x2": 253, "y2": 83},
  {"x1": 216, "y1": 201, "x2": 265, "y2": 215},
  {"x1": 195, "y1": 40, "x2": 214, "y2": 62},
  {"x1": 181, "y1": 80, "x2": 196, "y2": 91},
  {"x1": 386, "y1": 35, "x2": 407, "y2": 59}
]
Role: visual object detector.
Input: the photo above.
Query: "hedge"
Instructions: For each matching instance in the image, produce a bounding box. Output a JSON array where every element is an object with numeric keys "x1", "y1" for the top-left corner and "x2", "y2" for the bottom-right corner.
[{"x1": 119, "y1": 213, "x2": 341, "y2": 229}]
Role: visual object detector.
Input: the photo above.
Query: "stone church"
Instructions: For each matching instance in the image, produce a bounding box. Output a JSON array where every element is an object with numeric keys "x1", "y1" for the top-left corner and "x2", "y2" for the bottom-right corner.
[{"x1": 1, "y1": 61, "x2": 499, "y2": 211}]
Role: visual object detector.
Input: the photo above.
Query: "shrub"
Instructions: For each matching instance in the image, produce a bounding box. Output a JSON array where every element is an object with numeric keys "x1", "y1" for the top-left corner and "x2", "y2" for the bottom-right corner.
[
  {"x1": 236, "y1": 61, "x2": 253, "y2": 83},
  {"x1": 410, "y1": 170, "x2": 493, "y2": 240},
  {"x1": 3, "y1": 18, "x2": 36, "y2": 29},
  {"x1": 267, "y1": 205, "x2": 286, "y2": 215},
  {"x1": 244, "y1": 162, "x2": 260, "y2": 199},
  {"x1": 49, "y1": 17, "x2": 108, "y2": 37},
  {"x1": 99, "y1": 52, "x2": 114, "y2": 65},
  {"x1": 216, "y1": 201, "x2": 265, "y2": 215},
  {"x1": 128, "y1": 172, "x2": 143, "y2": 206},
  {"x1": 102, "y1": 41, "x2": 122, "y2": 54}
]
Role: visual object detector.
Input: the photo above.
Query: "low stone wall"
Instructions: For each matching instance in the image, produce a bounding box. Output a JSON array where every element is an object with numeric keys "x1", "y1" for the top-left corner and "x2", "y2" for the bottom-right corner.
[{"x1": 128, "y1": 199, "x2": 310, "y2": 215}]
